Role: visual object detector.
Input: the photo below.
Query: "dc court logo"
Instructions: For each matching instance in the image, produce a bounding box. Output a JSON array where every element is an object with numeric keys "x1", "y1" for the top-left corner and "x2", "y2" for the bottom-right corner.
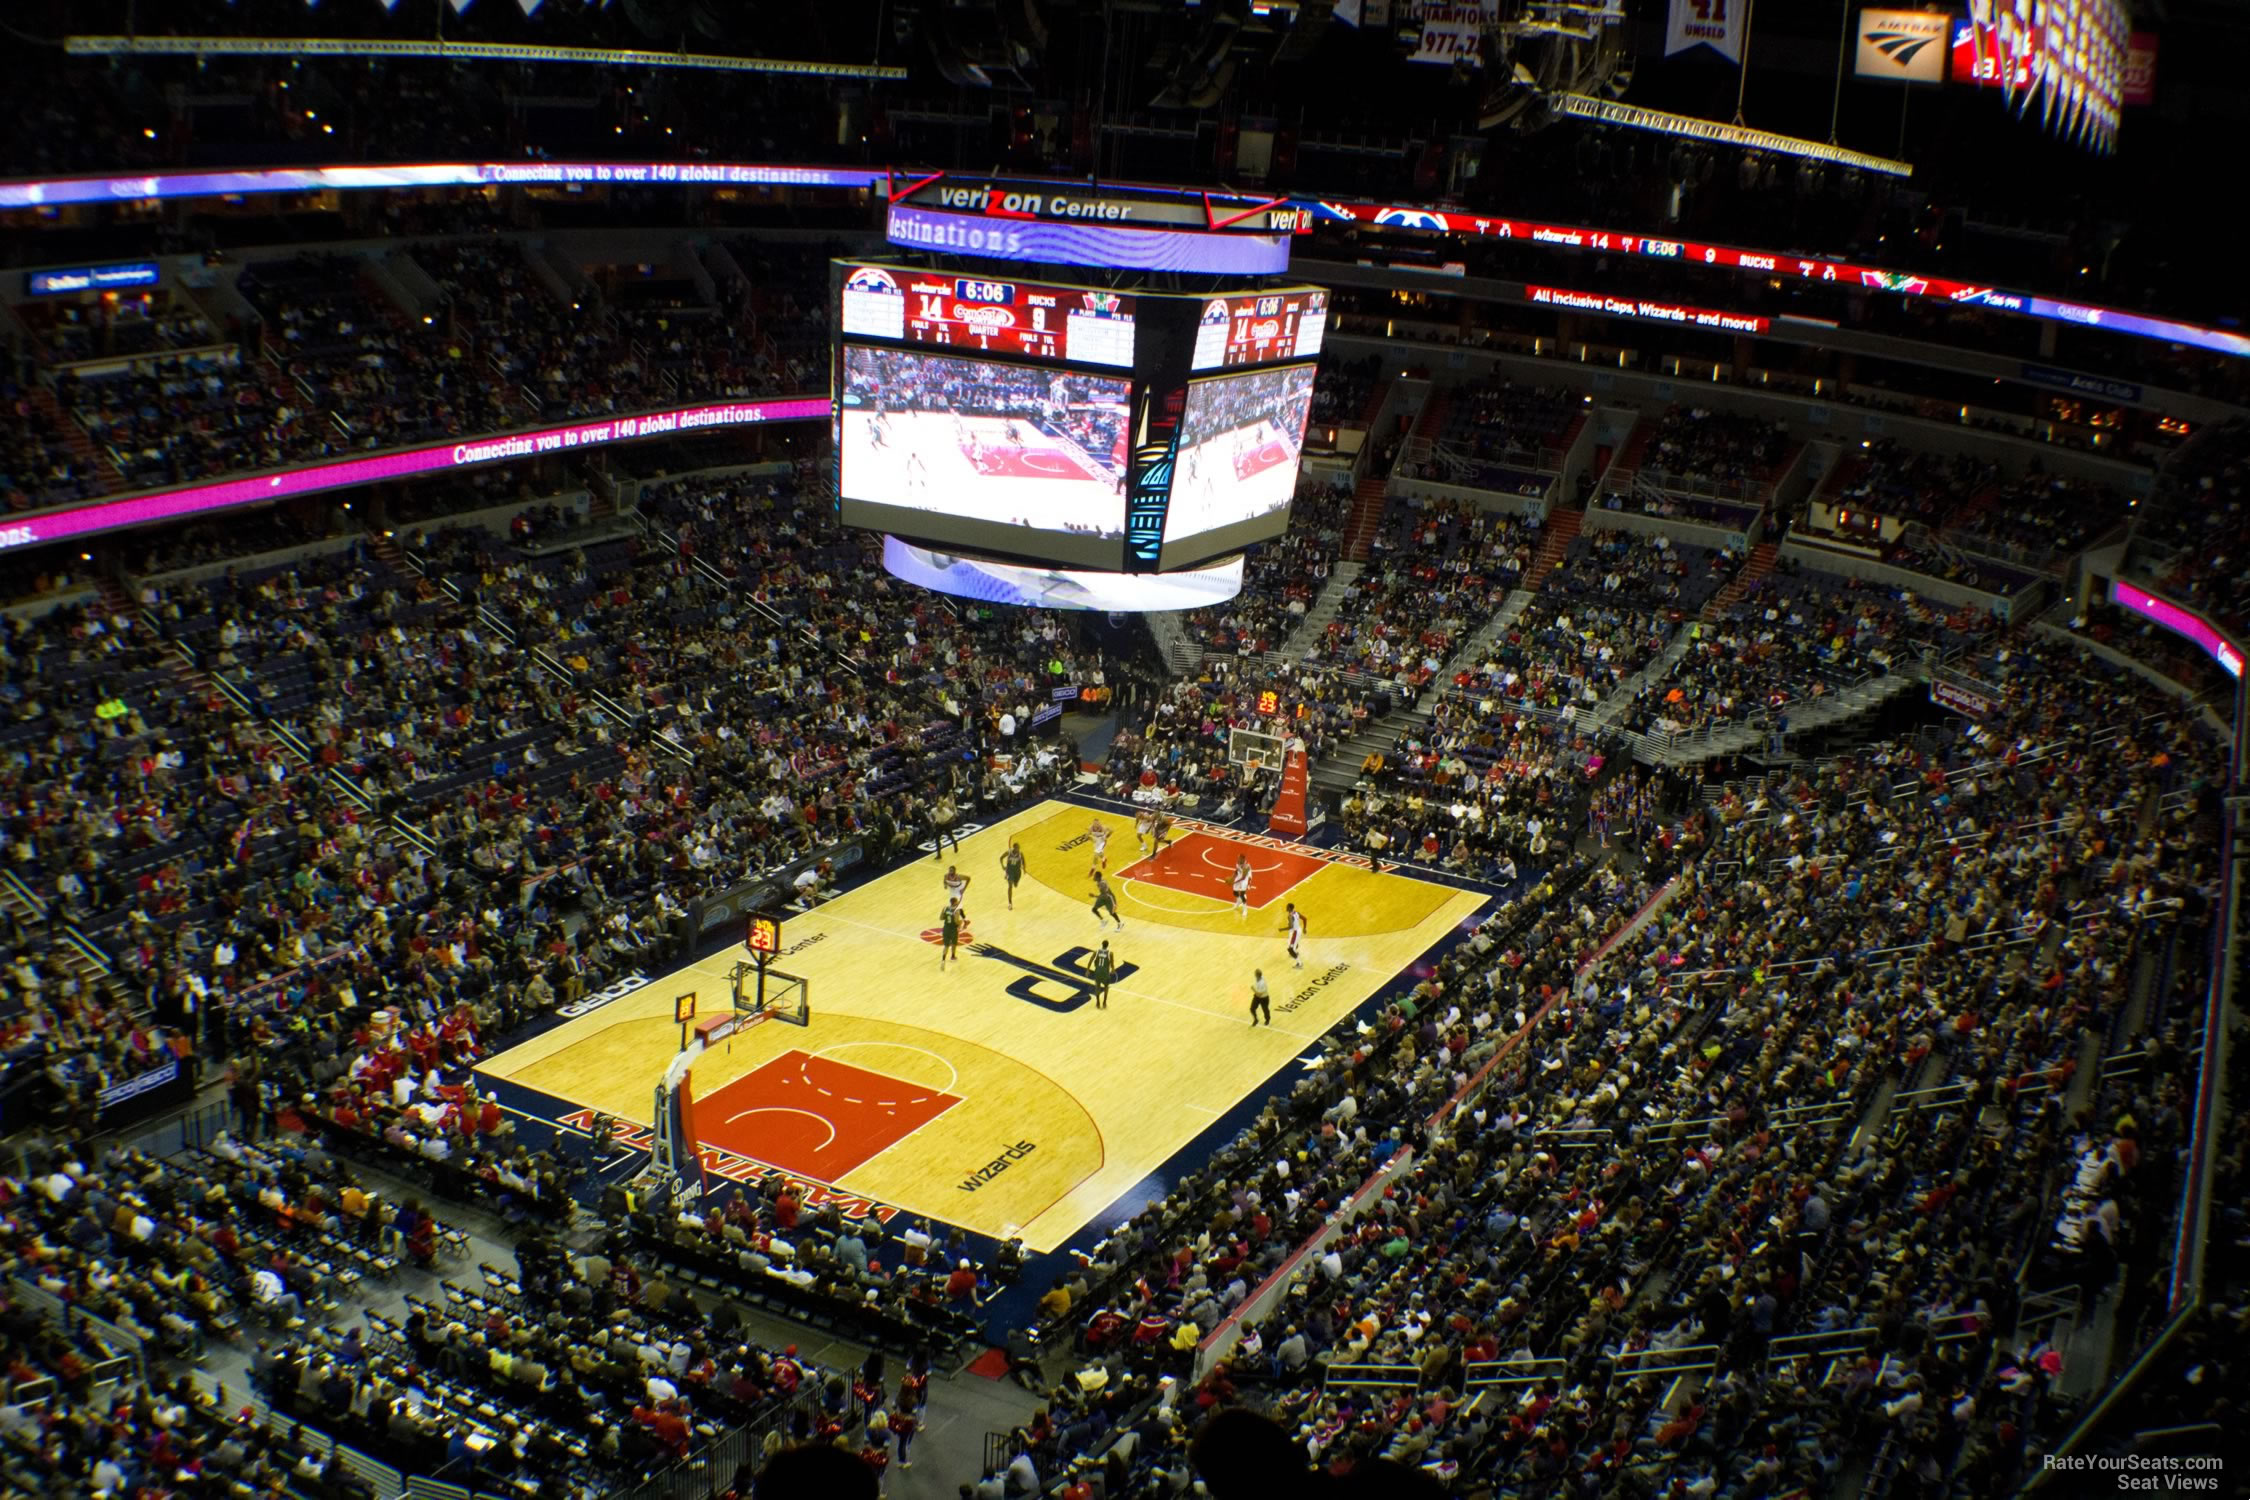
[{"x1": 971, "y1": 943, "x2": 1140, "y2": 1014}]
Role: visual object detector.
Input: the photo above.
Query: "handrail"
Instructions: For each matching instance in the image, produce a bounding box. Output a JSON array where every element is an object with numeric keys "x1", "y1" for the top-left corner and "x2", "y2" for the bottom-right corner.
[
  {"x1": 1323, "y1": 1361, "x2": 1422, "y2": 1392},
  {"x1": 2019, "y1": 1303, "x2": 2197, "y2": 1494}
]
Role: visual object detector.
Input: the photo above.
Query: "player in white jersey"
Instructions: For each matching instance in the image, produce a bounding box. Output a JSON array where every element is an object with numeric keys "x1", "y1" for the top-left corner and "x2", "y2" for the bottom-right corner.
[
  {"x1": 1134, "y1": 808, "x2": 1155, "y2": 856},
  {"x1": 1282, "y1": 902, "x2": 1307, "y2": 968},
  {"x1": 942, "y1": 865, "x2": 971, "y2": 915},
  {"x1": 1231, "y1": 854, "x2": 1254, "y2": 917},
  {"x1": 1087, "y1": 818, "x2": 1111, "y2": 872}
]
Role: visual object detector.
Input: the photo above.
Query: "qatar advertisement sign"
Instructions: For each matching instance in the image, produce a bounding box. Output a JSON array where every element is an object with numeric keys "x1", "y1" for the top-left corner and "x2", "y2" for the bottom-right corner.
[{"x1": 0, "y1": 397, "x2": 826, "y2": 553}]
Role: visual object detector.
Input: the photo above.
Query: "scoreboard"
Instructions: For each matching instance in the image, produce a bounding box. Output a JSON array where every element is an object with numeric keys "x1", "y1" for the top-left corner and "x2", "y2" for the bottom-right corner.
[
  {"x1": 1192, "y1": 288, "x2": 1329, "y2": 371},
  {"x1": 839, "y1": 264, "x2": 1136, "y2": 368},
  {"x1": 832, "y1": 254, "x2": 1328, "y2": 575},
  {"x1": 746, "y1": 911, "x2": 783, "y2": 957}
]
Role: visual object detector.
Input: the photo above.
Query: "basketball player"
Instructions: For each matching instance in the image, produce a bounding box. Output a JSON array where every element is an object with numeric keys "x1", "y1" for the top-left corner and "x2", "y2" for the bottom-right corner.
[
  {"x1": 1090, "y1": 870, "x2": 1123, "y2": 931},
  {"x1": 1150, "y1": 811, "x2": 1175, "y2": 854},
  {"x1": 904, "y1": 449, "x2": 929, "y2": 492},
  {"x1": 943, "y1": 864, "x2": 971, "y2": 914},
  {"x1": 1134, "y1": 808, "x2": 1156, "y2": 857},
  {"x1": 938, "y1": 902, "x2": 962, "y2": 967},
  {"x1": 1087, "y1": 817, "x2": 1111, "y2": 872},
  {"x1": 1231, "y1": 854, "x2": 1254, "y2": 917},
  {"x1": 1249, "y1": 968, "x2": 1272, "y2": 1027},
  {"x1": 1000, "y1": 840, "x2": 1026, "y2": 910},
  {"x1": 1090, "y1": 940, "x2": 1115, "y2": 1009},
  {"x1": 1282, "y1": 902, "x2": 1307, "y2": 969}
]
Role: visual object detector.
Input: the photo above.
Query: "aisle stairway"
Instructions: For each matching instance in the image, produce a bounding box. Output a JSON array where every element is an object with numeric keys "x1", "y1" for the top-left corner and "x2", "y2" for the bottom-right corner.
[
  {"x1": 1522, "y1": 507, "x2": 1582, "y2": 590},
  {"x1": 1304, "y1": 505, "x2": 1587, "y2": 796},
  {"x1": 1146, "y1": 611, "x2": 1204, "y2": 676},
  {"x1": 1278, "y1": 561, "x2": 1361, "y2": 658},
  {"x1": 29, "y1": 382, "x2": 115, "y2": 484},
  {"x1": 1340, "y1": 478, "x2": 1391, "y2": 562},
  {"x1": 1701, "y1": 540, "x2": 1777, "y2": 621},
  {"x1": 1587, "y1": 630, "x2": 1698, "y2": 733},
  {"x1": 1310, "y1": 695, "x2": 1437, "y2": 799}
]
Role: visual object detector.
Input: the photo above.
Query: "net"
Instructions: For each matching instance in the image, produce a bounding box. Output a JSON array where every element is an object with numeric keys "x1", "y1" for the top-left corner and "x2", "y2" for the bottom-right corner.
[
  {"x1": 1228, "y1": 727, "x2": 1284, "y2": 779},
  {"x1": 728, "y1": 961, "x2": 811, "y2": 1027}
]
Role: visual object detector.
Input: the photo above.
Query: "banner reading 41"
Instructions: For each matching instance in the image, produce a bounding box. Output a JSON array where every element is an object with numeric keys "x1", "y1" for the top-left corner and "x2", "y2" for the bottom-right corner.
[{"x1": 1666, "y1": 0, "x2": 1747, "y2": 63}]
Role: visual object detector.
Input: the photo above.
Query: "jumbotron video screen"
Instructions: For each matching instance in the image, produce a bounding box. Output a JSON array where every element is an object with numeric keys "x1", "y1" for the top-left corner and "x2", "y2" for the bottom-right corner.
[
  {"x1": 831, "y1": 256, "x2": 1325, "y2": 575},
  {"x1": 835, "y1": 344, "x2": 1132, "y2": 569},
  {"x1": 1164, "y1": 363, "x2": 1318, "y2": 567}
]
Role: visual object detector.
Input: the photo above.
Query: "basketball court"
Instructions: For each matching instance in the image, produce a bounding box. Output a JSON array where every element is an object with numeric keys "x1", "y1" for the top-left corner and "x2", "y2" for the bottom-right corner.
[
  {"x1": 1170, "y1": 421, "x2": 1299, "y2": 537},
  {"x1": 476, "y1": 797, "x2": 1485, "y2": 1251},
  {"x1": 840, "y1": 409, "x2": 1126, "y2": 534}
]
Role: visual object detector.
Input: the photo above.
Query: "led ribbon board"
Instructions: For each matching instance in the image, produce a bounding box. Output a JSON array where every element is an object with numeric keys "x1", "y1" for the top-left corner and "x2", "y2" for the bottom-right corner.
[
  {"x1": 3, "y1": 160, "x2": 2239, "y2": 358},
  {"x1": 0, "y1": 397, "x2": 826, "y2": 553}
]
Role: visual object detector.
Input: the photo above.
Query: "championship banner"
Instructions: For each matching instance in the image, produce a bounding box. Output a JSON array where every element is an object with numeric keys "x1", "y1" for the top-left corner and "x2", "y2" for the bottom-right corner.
[
  {"x1": 1958, "y1": 0, "x2": 2128, "y2": 150},
  {"x1": 1665, "y1": 0, "x2": 1748, "y2": 63},
  {"x1": 1856, "y1": 8, "x2": 1949, "y2": 82},
  {"x1": 1399, "y1": 0, "x2": 1496, "y2": 66},
  {"x1": 2122, "y1": 31, "x2": 2159, "y2": 107}
]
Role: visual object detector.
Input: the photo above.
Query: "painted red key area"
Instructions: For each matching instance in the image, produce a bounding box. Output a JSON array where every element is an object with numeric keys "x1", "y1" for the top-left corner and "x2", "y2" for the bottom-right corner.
[
  {"x1": 696, "y1": 1049, "x2": 961, "y2": 1183},
  {"x1": 1121, "y1": 831, "x2": 1325, "y2": 904}
]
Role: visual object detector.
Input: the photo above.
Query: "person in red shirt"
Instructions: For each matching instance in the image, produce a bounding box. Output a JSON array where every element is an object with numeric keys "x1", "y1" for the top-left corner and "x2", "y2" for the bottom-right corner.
[
  {"x1": 857, "y1": 1438, "x2": 889, "y2": 1488},
  {"x1": 944, "y1": 1260, "x2": 979, "y2": 1301},
  {"x1": 888, "y1": 1405, "x2": 918, "y2": 1469},
  {"x1": 772, "y1": 1187, "x2": 800, "y2": 1230}
]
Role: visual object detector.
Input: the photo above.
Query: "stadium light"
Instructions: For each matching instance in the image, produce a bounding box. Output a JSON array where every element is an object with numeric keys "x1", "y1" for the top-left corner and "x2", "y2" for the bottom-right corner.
[
  {"x1": 1549, "y1": 93, "x2": 1915, "y2": 178},
  {"x1": 63, "y1": 35, "x2": 907, "y2": 81}
]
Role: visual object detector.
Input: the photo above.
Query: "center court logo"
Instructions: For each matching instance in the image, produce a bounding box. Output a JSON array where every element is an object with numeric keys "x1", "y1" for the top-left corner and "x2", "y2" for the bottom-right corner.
[{"x1": 972, "y1": 943, "x2": 1139, "y2": 1013}]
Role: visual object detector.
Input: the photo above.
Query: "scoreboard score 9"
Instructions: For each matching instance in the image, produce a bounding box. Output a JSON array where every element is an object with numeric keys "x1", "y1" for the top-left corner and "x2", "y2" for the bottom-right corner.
[{"x1": 746, "y1": 911, "x2": 783, "y2": 958}]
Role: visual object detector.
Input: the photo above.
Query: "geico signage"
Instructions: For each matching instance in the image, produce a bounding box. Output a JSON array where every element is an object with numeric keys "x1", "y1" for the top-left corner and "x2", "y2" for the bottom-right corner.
[{"x1": 557, "y1": 969, "x2": 653, "y2": 1018}]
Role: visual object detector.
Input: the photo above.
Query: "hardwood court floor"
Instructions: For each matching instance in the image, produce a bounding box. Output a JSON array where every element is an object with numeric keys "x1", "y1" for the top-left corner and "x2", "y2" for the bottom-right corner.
[{"x1": 477, "y1": 799, "x2": 1486, "y2": 1252}]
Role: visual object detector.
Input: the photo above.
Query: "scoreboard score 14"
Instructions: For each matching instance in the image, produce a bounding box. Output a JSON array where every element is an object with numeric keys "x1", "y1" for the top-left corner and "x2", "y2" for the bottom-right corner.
[
  {"x1": 839, "y1": 263, "x2": 1135, "y2": 368},
  {"x1": 1192, "y1": 288, "x2": 1329, "y2": 371}
]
